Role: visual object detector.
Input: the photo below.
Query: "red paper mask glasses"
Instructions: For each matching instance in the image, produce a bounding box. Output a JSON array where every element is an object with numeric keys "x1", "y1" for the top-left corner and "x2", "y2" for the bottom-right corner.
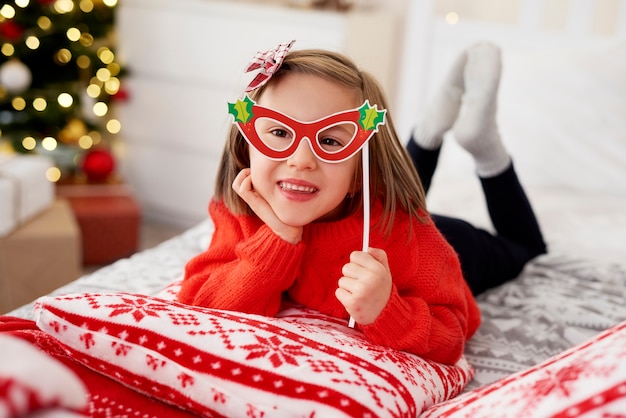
[{"x1": 228, "y1": 95, "x2": 386, "y2": 163}]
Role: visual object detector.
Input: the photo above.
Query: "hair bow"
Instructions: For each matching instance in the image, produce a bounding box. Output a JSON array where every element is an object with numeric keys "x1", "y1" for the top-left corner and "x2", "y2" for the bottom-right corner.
[{"x1": 244, "y1": 40, "x2": 295, "y2": 92}]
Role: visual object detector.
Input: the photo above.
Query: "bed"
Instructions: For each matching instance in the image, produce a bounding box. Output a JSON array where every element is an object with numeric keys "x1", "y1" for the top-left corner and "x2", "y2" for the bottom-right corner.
[{"x1": 3, "y1": 0, "x2": 626, "y2": 416}]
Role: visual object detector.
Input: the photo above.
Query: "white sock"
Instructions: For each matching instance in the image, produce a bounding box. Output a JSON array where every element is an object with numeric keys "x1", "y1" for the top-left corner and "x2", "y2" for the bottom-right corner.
[
  {"x1": 452, "y1": 42, "x2": 511, "y2": 177},
  {"x1": 412, "y1": 50, "x2": 467, "y2": 150}
]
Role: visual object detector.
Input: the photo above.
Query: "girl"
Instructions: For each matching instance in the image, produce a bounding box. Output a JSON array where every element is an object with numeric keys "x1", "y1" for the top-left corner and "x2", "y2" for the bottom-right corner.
[{"x1": 178, "y1": 42, "x2": 482, "y2": 365}]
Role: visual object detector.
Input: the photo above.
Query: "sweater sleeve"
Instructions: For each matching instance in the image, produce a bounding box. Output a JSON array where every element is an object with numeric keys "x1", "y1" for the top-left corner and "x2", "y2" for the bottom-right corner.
[
  {"x1": 361, "y1": 220, "x2": 480, "y2": 365},
  {"x1": 177, "y1": 200, "x2": 306, "y2": 316}
]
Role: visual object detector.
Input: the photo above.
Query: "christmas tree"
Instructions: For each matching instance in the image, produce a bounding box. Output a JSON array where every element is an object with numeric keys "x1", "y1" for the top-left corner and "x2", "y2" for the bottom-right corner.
[{"x1": 0, "y1": 0, "x2": 124, "y2": 183}]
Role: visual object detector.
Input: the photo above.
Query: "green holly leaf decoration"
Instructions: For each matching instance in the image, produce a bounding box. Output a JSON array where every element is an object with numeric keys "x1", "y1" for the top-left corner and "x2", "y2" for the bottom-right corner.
[
  {"x1": 358, "y1": 101, "x2": 386, "y2": 131},
  {"x1": 228, "y1": 95, "x2": 255, "y2": 123}
]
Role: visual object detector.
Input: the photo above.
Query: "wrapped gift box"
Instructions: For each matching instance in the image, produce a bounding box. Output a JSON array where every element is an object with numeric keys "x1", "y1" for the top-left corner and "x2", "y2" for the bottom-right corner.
[
  {"x1": 0, "y1": 199, "x2": 81, "y2": 313},
  {"x1": 57, "y1": 183, "x2": 141, "y2": 265},
  {"x1": 0, "y1": 154, "x2": 55, "y2": 237}
]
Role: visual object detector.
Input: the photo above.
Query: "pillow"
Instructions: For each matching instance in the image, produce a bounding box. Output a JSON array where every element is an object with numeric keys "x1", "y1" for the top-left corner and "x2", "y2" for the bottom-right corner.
[
  {"x1": 154, "y1": 275, "x2": 183, "y2": 300},
  {"x1": 422, "y1": 320, "x2": 626, "y2": 417},
  {"x1": 34, "y1": 292, "x2": 473, "y2": 417},
  {"x1": 0, "y1": 333, "x2": 88, "y2": 417}
]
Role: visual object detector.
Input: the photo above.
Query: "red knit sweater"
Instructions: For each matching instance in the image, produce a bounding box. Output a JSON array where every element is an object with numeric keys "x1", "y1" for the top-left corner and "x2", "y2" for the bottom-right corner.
[{"x1": 179, "y1": 199, "x2": 480, "y2": 364}]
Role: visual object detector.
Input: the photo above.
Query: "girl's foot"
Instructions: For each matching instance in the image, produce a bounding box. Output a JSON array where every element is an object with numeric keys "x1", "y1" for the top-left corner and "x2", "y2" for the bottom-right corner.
[
  {"x1": 412, "y1": 50, "x2": 467, "y2": 150},
  {"x1": 452, "y1": 42, "x2": 511, "y2": 177}
]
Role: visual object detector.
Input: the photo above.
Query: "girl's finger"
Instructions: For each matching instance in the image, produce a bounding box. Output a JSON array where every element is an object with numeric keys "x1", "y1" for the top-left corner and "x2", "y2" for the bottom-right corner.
[
  {"x1": 232, "y1": 168, "x2": 251, "y2": 193},
  {"x1": 367, "y1": 247, "x2": 390, "y2": 270}
]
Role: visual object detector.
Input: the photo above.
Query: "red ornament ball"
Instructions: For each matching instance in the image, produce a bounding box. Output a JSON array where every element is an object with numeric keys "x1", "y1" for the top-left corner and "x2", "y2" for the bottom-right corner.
[
  {"x1": 0, "y1": 21, "x2": 24, "y2": 41},
  {"x1": 82, "y1": 148, "x2": 115, "y2": 182}
]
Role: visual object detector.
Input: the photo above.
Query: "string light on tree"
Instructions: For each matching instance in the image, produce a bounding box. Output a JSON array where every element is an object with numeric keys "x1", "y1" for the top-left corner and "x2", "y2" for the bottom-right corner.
[{"x1": 0, "y1": 0, "x2": 126, "y2": 183}]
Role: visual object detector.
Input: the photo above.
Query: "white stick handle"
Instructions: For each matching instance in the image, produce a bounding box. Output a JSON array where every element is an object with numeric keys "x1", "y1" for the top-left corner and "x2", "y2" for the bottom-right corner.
[
  {"x1": 348, "y1": 144, "x2": 370, "y2": 329},
  {"x1": 361, "y1": 144, "x2": 370, "y2": 253}
]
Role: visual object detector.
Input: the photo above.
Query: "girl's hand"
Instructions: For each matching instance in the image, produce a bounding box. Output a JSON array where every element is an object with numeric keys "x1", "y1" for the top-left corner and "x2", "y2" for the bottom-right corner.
[
  {"x1": 335, "y1": 247, "x2": 393, "y2": 325},
  {"x1": 232, "y1": 168, "x2": 303, "y2": 244}
]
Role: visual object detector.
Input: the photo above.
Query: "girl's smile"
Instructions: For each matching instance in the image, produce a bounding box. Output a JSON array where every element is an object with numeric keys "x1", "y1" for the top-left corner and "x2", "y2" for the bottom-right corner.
[
  {"x1": 249, "y1": 72, "x2": 361, "y2": 227},
  {"x1": 278, "y1": 179, "x2": 319, "y2": 198}
]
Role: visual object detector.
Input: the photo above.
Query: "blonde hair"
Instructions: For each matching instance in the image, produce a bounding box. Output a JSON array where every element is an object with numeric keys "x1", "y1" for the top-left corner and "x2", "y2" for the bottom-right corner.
[{"x1": 215, "y1": 49, "x2": 428, "y2": 235}]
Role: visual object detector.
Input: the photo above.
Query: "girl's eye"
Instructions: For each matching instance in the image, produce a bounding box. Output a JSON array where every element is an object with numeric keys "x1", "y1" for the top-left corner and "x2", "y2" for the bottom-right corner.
[
  {"x1": 318, "y1": 123, "x2": 356, "y2": 152},
  {"x1": 271, "y1": 128, "x2": 290, "y2": 138},
  {"x1": 319, "y1": 137, "x2": 343, "y2": 148},
  {"x1": 254, "y1": 118, "x2": 295, "y2": 151}
]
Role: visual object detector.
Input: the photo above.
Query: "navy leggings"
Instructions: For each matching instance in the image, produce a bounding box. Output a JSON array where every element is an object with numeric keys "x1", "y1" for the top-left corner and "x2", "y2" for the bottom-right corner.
[{"x1": 406, "y1": 139, "x2": 547, "y2": 295}]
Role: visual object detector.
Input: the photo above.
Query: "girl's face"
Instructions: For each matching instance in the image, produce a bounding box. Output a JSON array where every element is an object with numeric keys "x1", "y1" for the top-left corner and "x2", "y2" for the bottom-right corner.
[{"x1": 249, "y1": 72, "x2": 361, "y2": 226}]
